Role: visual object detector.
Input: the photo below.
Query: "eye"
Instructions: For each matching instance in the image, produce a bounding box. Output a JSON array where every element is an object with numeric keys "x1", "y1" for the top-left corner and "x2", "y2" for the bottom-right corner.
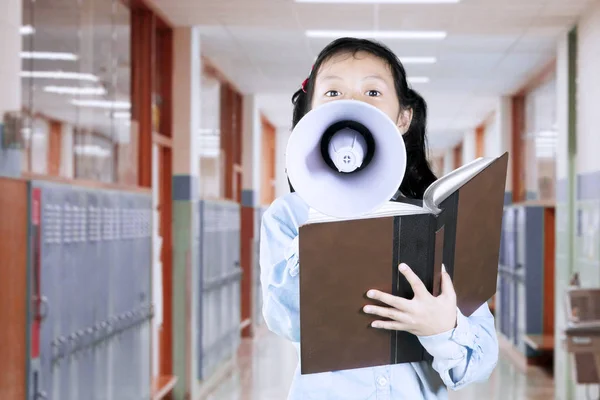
[
  {"x1": 325, "y1": 90, "x2": 341, "y2": 97},
  {"x1": 366, "y1": 90, "x2": 381, "y2": 97}
]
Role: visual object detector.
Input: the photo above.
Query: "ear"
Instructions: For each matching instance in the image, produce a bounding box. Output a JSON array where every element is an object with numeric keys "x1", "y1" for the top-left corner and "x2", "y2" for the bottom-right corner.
[{"x1": 396, "y1": 108, "x2": 413, "y2": 135}]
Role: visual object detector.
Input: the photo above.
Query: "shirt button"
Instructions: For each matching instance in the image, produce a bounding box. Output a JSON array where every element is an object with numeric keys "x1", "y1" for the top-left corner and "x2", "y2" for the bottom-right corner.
[{"x1": 377, "y1": 376, "x2": 388, "y2": 386}]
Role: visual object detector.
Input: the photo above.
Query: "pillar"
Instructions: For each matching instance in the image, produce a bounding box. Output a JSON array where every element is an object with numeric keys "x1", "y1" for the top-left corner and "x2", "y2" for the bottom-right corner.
[
  {"x1": 442, "y1": 148, "x2": 454, "y2": 176},
  {"x1": 553, "y1": 26, "x2": 574, "y2": 400},
  {"x1": 495, "y1": 97, "x2": 513, "y2": 204},
  {"x1": 171, "y1": 26, "x2": 201, "y2": 400},
  {"x1": 275, "y1": 127, "x2": 291, "y2": 198},
  {"x1": 461, "y1": 129, "x2": 476, "y2": 165},
  {"x1": 0, "y1": 0, "x2": 22, "y2": 177},
  {"x1": 240, "y1": 94, "x2": 261, "y2": 337}
]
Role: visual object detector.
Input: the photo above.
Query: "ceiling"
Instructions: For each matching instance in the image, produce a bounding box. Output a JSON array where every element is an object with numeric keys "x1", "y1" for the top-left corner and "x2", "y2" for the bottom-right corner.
[{"x1": 144, "y1": 0, "x2": 596, "y2": 150}]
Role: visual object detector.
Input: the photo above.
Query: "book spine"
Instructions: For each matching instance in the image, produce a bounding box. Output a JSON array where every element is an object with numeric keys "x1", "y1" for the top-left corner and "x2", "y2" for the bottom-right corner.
[
  {"x1": 394, "y1": 214, "x2": 436, "y2": 364},
  {"x1": 392, "y1": 216, "x2": 401, "y2": 364},
  {"x1": 437, "y1": 192, "x2": 460, "y2": 279}
]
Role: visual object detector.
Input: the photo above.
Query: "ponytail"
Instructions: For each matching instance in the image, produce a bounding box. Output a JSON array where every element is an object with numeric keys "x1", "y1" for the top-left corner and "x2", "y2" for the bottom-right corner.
[{"x1": 399, "y1": 88, "x2": 437, "y2": 199}]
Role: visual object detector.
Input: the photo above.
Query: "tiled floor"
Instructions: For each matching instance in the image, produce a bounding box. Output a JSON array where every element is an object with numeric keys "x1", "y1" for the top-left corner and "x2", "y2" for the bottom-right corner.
[{"x1": 203, "y1": 325, "x2": 554, "y2": 400}]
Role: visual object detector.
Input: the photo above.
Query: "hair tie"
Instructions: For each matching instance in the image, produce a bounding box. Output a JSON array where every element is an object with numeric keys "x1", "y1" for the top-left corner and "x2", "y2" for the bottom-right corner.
[
  {"x1": 301, "y1": 77, "x2": 309, "y2": 93},
  {"x1": 301, "y1": 64, "x2": 315, "y2": 93}
]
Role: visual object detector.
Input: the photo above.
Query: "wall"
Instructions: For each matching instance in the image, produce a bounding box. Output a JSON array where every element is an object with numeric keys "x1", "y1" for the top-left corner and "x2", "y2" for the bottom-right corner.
[
  {"x1": 462, "y1": 130, "x2": 476, "y2": 165},
  {"x1": 443, "y1": 148, "x2": 455, "y2": 175},
  {"x1": 275, "y1": 128, "x2": 291, "y2": 199},
  {"x1": 0, "y1": 0, "x2": 22, "y2": 177},
  {"x1": 554, "y1": 28, "x2": 570, "y2": 391},
  {"x1": 60, "y1": 123, "x2": 74, "y2": 178},
  {"x1": 575, "y1": 0, "x2": 600, "y2": 287},
  {"x1": 577, "y1": 2, "x2": 600, "y2": 177},
  {"x1": 484, "y1": 115, "x2": 500, "y2": 158},
  {"x1": 555, "y1": 2, "x2": 600, "y2": 399}
]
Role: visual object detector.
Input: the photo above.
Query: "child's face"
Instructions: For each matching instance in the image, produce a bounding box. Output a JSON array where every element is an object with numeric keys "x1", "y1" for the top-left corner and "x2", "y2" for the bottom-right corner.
[{"x1": 311, "y1": 51, "x2": 413, "y2": 133}]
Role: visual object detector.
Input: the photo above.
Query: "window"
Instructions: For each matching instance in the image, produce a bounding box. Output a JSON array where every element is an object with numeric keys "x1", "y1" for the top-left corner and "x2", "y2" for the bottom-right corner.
[
  {"x1": 523, "y1": 77, "x2": 557, "y2": 202},
  {"x1": 21, "y1": 0, "x2": 133, "y2": 184}
]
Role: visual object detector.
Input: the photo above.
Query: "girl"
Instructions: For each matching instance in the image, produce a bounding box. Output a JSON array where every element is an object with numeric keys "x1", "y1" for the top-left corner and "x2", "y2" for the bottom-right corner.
[{"x1": 259, "y1": 37, "x2": 498, "y2": 400}]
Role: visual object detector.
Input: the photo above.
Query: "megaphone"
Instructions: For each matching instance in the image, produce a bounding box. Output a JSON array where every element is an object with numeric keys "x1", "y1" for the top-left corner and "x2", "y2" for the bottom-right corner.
[{"x1": 286, "y1": 99, "x2": 407, "y2": 218}]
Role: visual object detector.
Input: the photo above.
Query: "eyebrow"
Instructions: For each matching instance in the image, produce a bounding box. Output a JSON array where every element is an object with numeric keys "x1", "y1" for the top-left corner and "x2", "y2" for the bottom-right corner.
[
  {"x1": 319, "y1": 75, "x2": 343, "y2": 81},
  {"x1": 362, "y1": 75, "x2": 388, "y2": 84}
]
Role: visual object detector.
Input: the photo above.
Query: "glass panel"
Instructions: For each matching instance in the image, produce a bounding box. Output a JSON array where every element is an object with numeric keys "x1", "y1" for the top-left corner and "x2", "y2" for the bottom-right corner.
[
  {"x1": 199, "y1": 69, "x2": 223, "y2": 199},
  {"x1": 113, "y1": 1, "x2": 135, "y2": 185},
  {"x1": 523, "y1": 77, "x2": 557, "y2": 202},
  {"x1": 21, "y1": 0, "x2": 133, "y2": 183}
]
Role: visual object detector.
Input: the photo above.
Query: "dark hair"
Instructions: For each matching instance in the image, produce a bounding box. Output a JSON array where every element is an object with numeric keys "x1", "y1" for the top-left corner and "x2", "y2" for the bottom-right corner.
[{"x1": 288, "y1": 37, "x2": 437, "y2": 199}]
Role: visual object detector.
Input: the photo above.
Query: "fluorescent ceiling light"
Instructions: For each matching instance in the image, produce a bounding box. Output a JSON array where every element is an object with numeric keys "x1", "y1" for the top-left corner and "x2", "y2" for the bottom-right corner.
[
  {"x1": 113, "y1": 111, "x2": 131, "y2": 119},
  {"x1": 70, "y1": 99, "x2": 131, "y2": 109},
  {"x1": 306, "y1": 30, "x2": 447, "y2": 39},
  {"x1": 44, "y1": 86, "x2": 106, "y2": 95},
  {"x1": 400, "y1": 57, "x2": 437, "y2": 64},
  {"x1": 20, "y1": 25, "x2": 35, "y2": 35},
  {"x1": 20, "y1": 71, "x2": 99, "y2": 82},
  {"x1": 297, "y1": 0, "x2": 459, "y2": 2},
  {"x1": 21, "y1": 51, "x2": 78, "y2": 61},
  {"x1": 407, "y1": 76, "x2": 430, "y2": 83}
]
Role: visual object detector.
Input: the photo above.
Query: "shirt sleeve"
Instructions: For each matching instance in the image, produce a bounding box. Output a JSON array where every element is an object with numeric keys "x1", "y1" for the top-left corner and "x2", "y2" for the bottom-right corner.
[
  {"x1": 416, "y1": 302, "x2": 499, "y2": 390},
  {"x1": 259, "y1": 201, "x2": 302, "y2": 343}
]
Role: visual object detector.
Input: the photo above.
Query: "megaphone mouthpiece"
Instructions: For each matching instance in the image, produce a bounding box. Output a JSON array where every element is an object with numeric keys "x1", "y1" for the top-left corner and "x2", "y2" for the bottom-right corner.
[
  {"x1": 328, "y1": 129, "x2": 366, "y2": 173},
  {"x1": 286, "y1": 100, "x2": 407, "y2": 218},
  {"x1": 320, "y1": 120, "x2": 374, "y2": 174}
]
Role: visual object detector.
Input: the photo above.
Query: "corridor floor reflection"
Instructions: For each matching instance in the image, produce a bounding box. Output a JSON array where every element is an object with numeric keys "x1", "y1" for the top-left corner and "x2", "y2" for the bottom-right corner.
[{"x1": 203, "y1": 326, "x2": 554, "y2": 400}]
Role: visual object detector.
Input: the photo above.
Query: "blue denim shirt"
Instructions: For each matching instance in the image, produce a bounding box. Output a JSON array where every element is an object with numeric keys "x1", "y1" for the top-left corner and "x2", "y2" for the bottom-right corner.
[{"x1": 259, "y1": 193, "x2": 499, "y2": 400}]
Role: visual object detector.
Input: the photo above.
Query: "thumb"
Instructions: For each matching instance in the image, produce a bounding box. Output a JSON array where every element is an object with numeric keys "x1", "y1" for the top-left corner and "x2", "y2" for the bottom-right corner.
[{"x1": 440, "y1": 264, "x2": 455, "y2": 298}]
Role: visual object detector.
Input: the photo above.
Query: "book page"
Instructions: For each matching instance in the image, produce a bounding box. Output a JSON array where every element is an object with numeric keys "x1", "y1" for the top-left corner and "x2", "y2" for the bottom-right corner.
[
  {"x1": 305, "y1": 201, "x2": 429, "y2": 225},
  {"x1": 423, "y1": 156, "x2": 497, "y2": 214}
]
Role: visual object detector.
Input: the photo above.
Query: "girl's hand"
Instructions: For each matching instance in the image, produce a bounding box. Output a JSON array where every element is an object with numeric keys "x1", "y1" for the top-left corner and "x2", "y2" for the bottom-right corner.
[{"x1": 363, "y1": 263, "x2": 457, "y2": 337}]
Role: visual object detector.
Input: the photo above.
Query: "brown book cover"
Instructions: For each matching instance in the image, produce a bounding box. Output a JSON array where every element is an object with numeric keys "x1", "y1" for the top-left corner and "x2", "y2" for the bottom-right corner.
[{"x1": 298, "y1": 152, "x2": 509, "y2": 374}]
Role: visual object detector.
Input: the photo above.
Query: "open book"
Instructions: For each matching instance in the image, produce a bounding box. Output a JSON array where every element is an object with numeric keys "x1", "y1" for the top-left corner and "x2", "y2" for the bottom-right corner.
[{"x1": 298, "y1": 152, "x2": 509, "y2": 375}]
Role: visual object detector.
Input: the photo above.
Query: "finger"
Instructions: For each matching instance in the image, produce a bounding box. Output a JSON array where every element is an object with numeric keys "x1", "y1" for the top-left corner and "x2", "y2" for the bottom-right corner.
[
  {"x1": 370, "y1": 320, "x2": 409, "y2": 331},
  {"x1": 440, "y1": 264, "x2": 456, "y2": 299},
  {"x1": 399, "y1": 263, "x2": 427, "y2": 296},
  {"x1": 366, "y1": 290, "x2": 411, "y2": 311},
  {"x1": 363, "y1": 305, "x2": 410, "y2": 322}
]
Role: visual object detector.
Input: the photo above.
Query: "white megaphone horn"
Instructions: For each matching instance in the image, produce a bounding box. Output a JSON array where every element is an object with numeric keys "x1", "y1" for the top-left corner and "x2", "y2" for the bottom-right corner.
[{"x1": 285, "y1": 100, "x2": 407, "y2": 218}]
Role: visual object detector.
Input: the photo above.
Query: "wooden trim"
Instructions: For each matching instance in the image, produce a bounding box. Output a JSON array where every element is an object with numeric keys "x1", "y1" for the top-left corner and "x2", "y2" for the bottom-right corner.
[
  {"x1": 511, "y1": 96, "x2": 526, "y2": 203},
  {"x1": 453, "y1": 143, "x2": 463, "y2": 170},
  {"x1": 132, "y1": 8, "x2": 154, "y2": 188},
  {"x1": 261, "y1": 115, "x2": 276, "y2": 206},
  {"x1": 475, "y1": 124, "x2": 485, "y2": 159},
  {"x1": 202, "y1": 57, "x2": 243, "y2": 95},
  {"x1": 515, "y1": 58, "x2": 556, "y2": 97},
  {"x1": 124, "y1": 0, "x2": 172, "y2": 30},
  {"x1": 0, "y1": 178, "x2": 28, "y2": 400},
  {"x1": 159, "y1": 146, "x2": 174, "y2": 379},
  {"x1": 22, "y1": 172, "x2": 152, "y2": 194},
  {"x1": 235, "y1": 92, "x2": 243, "y2": 203},
  {"x1": 153, "y1": 132, "x2": 173, "y2": 148},
  {"x1": 240, "y1": 206, "x2": 254, "y2": 338},
  {"x1": 483, "y1": 110, "x2": 496, "y2": 126},
  {"x1": 158, "y1": 28, "x2": 173, "y2": 139},
  {"x1": 220, "y1": 84, "x2": 232, "y2": 200},
  {"x1": 220, "y1": 84, "x2": 244, "y2": 201},
  {"x1": 543, "y1": 207, "x2": 556, "y2": 336},
  {"x1": 48, "y1": 120, "x2": 62, "y2": 176},
  {"x1": 151, "y1": 375, "x2": 177, "y2": 400}
]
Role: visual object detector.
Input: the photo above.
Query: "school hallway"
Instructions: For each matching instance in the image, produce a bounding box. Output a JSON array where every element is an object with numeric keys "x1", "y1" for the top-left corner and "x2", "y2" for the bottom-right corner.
[
  {"x1": 200, "y1": 325, "x2": 554, "y2": 400},
  {"x1": 3, "y1": 0, "x2": 600, "y2": 399}
]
